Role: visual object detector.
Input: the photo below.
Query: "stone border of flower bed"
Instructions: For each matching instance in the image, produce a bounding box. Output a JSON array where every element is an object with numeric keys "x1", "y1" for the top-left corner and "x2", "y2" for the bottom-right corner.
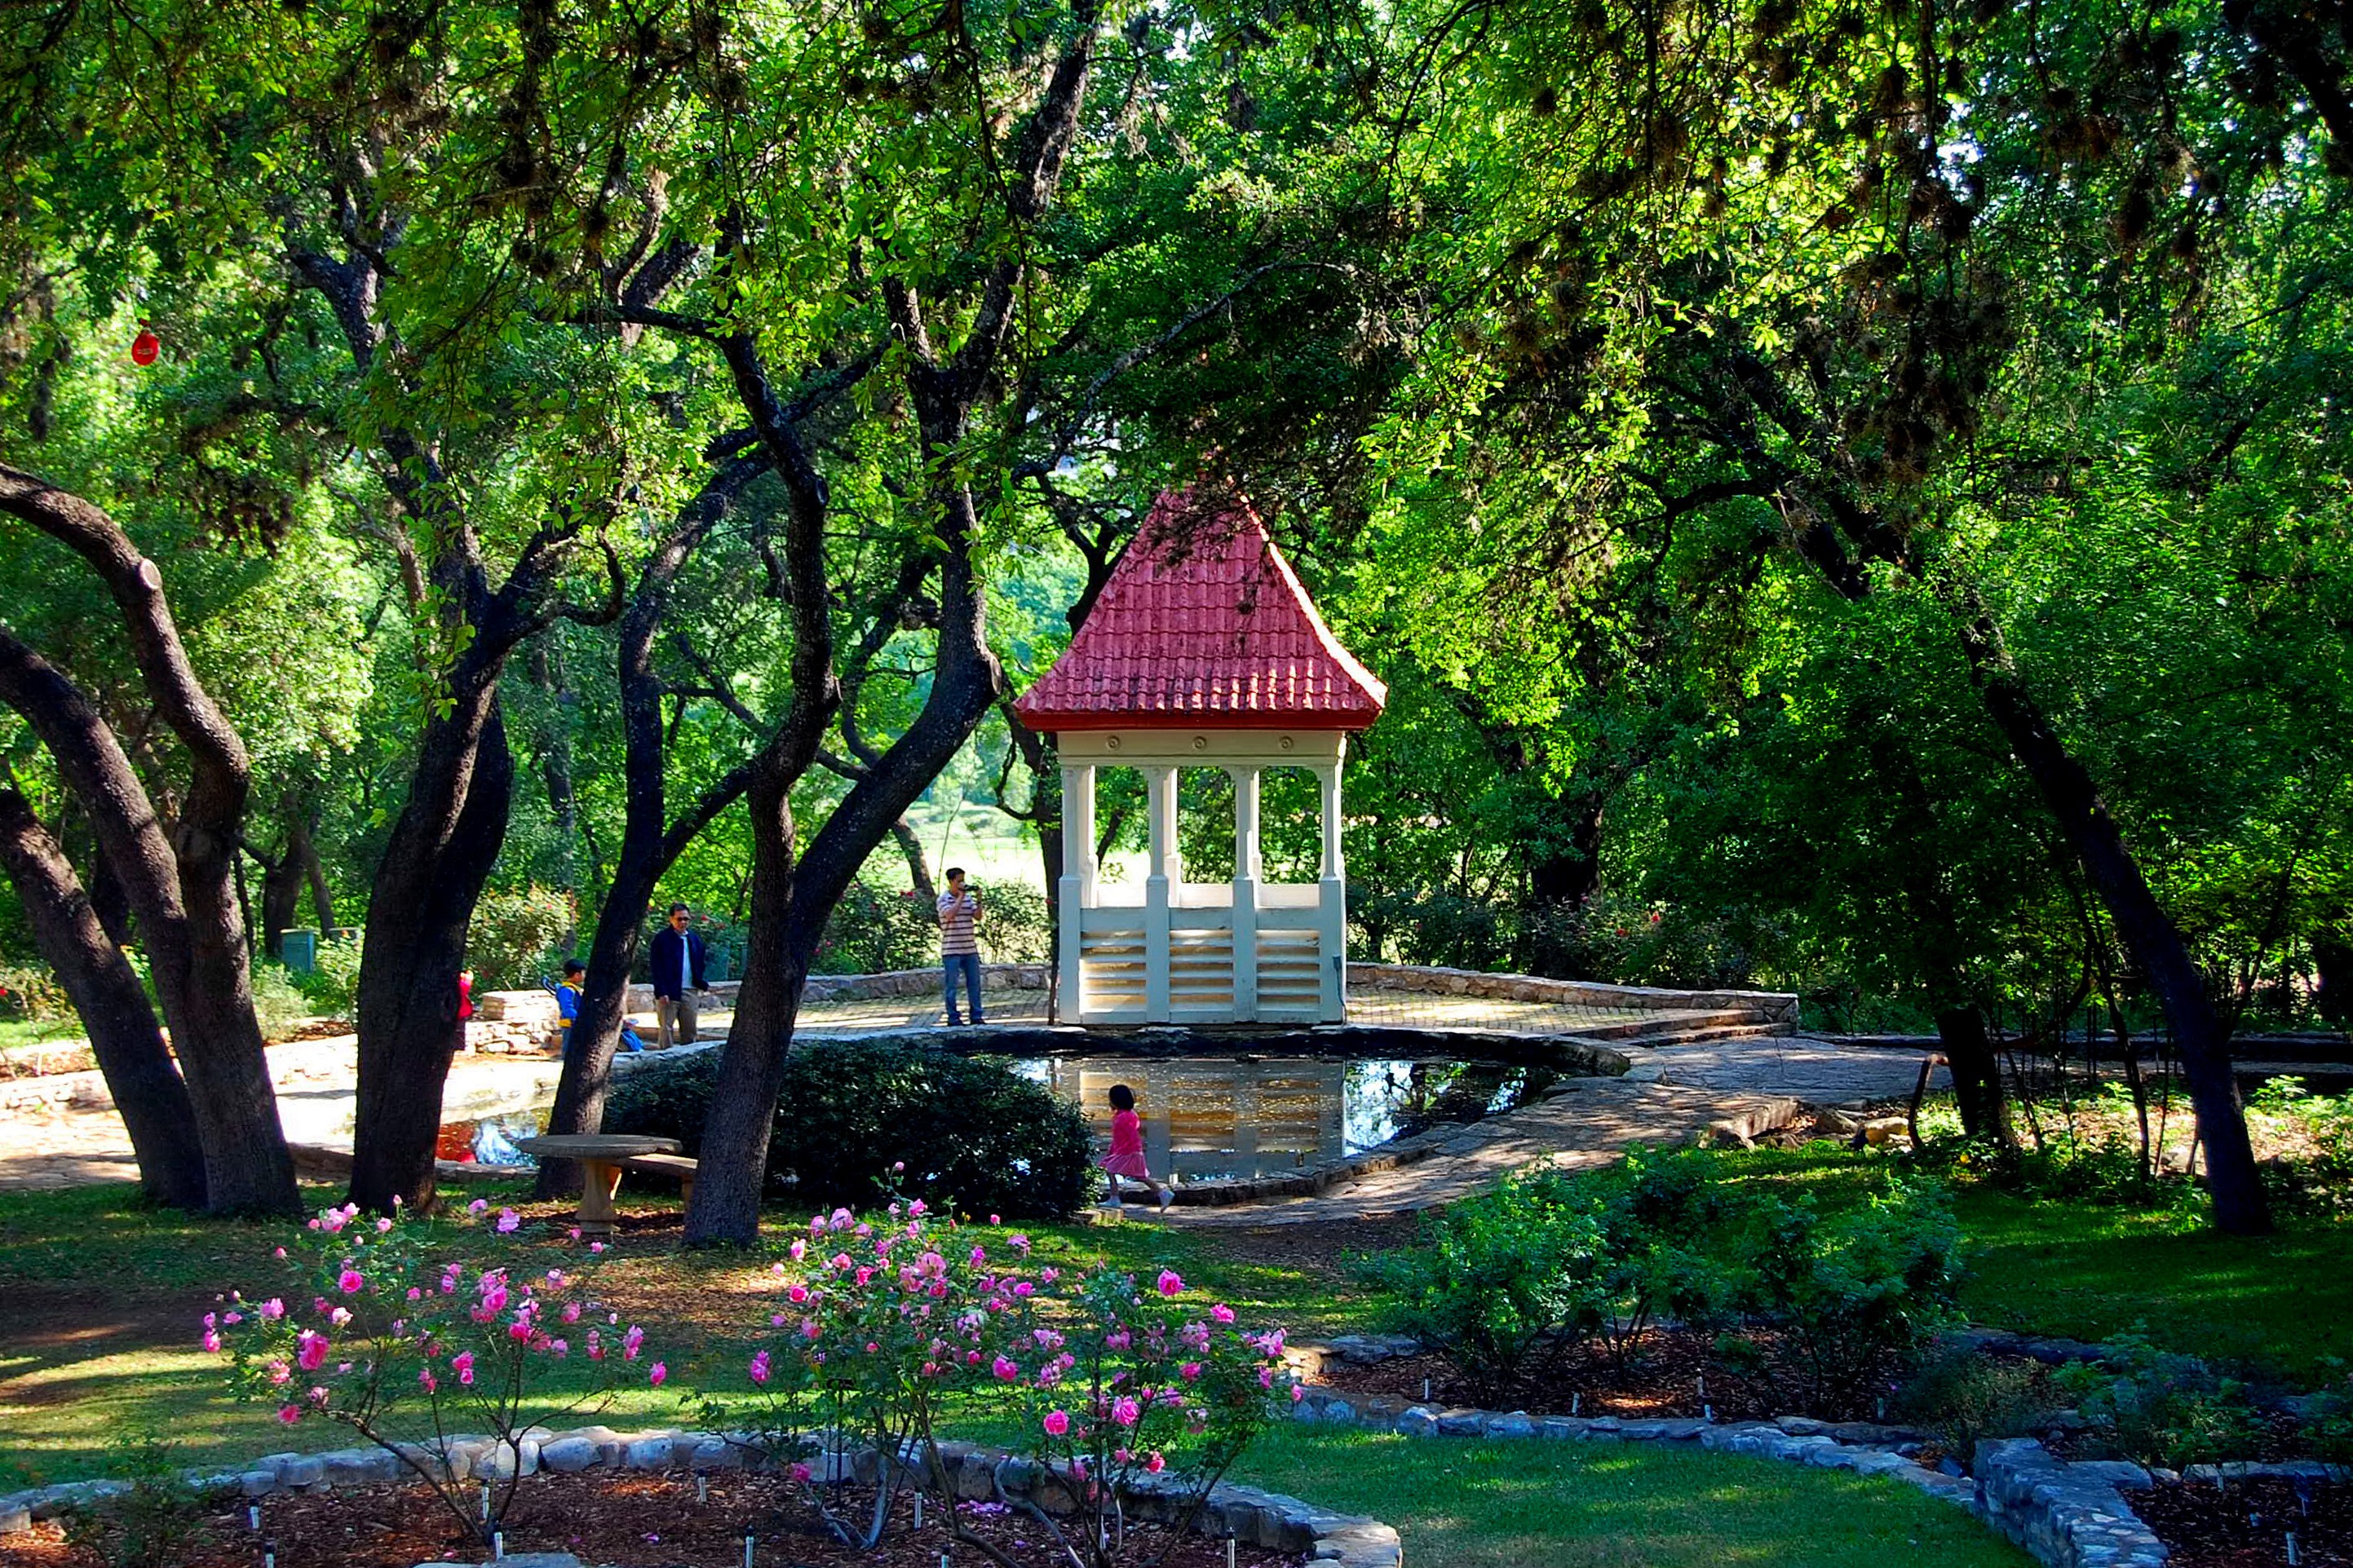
[
  {"x1": 1285, "y1": 1337, "x2": 2171, "y2": 1568},
  {"x1": 0, "y1": 1427, "x2": 1404, "y2": 1568}
]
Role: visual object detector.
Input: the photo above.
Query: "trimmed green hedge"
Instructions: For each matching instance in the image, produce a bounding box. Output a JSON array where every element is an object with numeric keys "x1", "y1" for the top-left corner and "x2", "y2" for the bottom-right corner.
[{"x1": 604, "y1": 1037, "x2": 1095, "y2": 1219}]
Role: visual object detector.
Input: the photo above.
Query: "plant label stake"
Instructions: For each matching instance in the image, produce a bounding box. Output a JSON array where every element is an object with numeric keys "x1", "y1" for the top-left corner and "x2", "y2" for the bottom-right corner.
[
  {"x1": 1571, "y1": 1392, "x2": 1579, "y2": 1416},
  {"x1": 493, "y1": 1530, "x2": 504, "y2": 1561},
  {"x1": 248, "y1": 1504, "x2": 261, "y2": 1530},
  {"x1": 2286, "y1": 1532, "x2": 2301, "y2": 1566},
  {"x1": 1227, "y1": 1535, "x2": 1238, "y2": 1568},
  {"x1": 1703, "y1": 1404, "x2": 1714, "y2": 1423},
  {"x1": 697, "y1": 1474, "x2": 709, "y2": 1504},
  {"x1": 264, "y1": 1551, "x2": 275, "y2": 1568},
  {"x1": 744, "y1": 1533, "x2": 754, "y2": 1568},
  {"x1": 1696, "y1": 1374, "x2": 1705, "y2": 1398},
  {"x1": 915, "y1": 1495, "x2": 923, "y2": 1529},
  {"x1": 480, "y1": 1482, "x2": 491, "y2": 1522},
  {"x1": 1422, "y1": 1377, "x2": 1431, "y2": 1402}
]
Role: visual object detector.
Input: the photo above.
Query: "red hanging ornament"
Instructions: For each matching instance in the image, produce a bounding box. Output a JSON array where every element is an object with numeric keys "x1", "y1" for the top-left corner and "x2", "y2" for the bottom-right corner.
[{"x1": 130, "y1": 325, "x2": 161, "y2": 366}]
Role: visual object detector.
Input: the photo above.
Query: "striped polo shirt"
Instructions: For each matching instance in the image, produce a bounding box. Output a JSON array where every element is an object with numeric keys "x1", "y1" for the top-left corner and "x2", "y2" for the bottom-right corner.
[{"x1": 938, "y1": 891, "x2": 980, "y2": 956}]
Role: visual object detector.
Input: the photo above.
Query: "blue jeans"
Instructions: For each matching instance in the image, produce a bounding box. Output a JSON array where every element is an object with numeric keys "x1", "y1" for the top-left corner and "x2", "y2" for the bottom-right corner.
[{"x1": 943, "y1": 952, "x2": 984, "y2": 1025}]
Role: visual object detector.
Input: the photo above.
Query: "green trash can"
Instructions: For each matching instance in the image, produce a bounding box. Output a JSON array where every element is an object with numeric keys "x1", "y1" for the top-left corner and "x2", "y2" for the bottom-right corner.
[{"x1": 281, "y1": 930, "x2": 319, "y2": 974}]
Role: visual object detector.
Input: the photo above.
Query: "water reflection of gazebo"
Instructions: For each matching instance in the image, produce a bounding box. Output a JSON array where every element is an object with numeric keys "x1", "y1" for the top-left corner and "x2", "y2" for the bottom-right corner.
[{"x1": 1040, "y1": 1058, "x2": 1347, "y2": 1182}]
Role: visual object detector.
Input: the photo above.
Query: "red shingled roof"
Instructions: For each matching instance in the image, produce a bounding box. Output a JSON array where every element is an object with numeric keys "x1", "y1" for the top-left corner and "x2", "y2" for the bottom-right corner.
[{"x1": 1013, "y1": 487, "x2": 1387, "y2": 731}]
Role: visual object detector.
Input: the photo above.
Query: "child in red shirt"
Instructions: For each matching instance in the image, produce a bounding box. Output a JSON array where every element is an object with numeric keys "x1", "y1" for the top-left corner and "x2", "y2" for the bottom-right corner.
[{"x1": 1099, "y1": 1083, "x2": 1174, "y2": 1212}]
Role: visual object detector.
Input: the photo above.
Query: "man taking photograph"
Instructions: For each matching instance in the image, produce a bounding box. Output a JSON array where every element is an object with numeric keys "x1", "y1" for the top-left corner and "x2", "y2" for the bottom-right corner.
[{"x1": 938, "y1": 868, "x2": 985, "y2": 1026}]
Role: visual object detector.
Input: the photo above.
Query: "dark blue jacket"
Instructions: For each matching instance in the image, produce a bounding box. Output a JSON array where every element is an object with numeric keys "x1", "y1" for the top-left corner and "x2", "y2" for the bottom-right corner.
[{"x1": 648, "y1": 925, "x2": 707, "y2": 998}]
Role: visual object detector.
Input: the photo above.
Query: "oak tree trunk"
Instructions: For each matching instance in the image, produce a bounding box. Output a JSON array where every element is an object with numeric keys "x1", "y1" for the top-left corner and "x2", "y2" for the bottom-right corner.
[
  {"x1": 349, "y1": 681, "x2": 515, "y2": 1212},
  {"x1": 0, "y1": 788, "x2": 207, "y2": 1208}
]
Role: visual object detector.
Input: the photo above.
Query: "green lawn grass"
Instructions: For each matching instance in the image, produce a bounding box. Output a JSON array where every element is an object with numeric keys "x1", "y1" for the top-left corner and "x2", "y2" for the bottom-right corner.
[{"x1": 1226, "y1": 1427, "x2": 2028, "y2": 1568}]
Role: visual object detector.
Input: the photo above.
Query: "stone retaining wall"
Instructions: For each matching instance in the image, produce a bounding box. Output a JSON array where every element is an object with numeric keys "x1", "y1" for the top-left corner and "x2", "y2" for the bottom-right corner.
[
  {"x1": 1349, "y1": 964, "x2": 1801, "y2": 1023},
  {"x1": 0, "y1": 1427, "x2": 1402, "y2": 1568}
]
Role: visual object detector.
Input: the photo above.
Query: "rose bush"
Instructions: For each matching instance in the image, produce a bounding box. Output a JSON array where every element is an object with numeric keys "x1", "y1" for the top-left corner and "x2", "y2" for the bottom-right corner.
[
  {"x1": 712, "y1": 1193, "x2": 1289, "y2": 1566},
  {"x1": 208, "y1": 1199, "x2": 660, "y2": 1552}
]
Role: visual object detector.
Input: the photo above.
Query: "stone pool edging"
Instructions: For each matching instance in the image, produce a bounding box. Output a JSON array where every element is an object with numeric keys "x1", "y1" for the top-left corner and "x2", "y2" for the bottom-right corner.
[
  {"x1": 1348, "y1": 964, "x2": 1801, "y2": 1025},
  {"x1": 0, "y1": 1427, "x2": 1404, "y2": 1568},
  {"x1": 1284, "y1": 1337, "x2": 2178, "y2": 1568}
]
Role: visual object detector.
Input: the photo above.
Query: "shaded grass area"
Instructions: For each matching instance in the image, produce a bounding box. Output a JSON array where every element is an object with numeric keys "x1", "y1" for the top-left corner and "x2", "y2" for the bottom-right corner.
[{"x1": 1701, "y1": 1146, "x2": 2353, "y2": 1380}]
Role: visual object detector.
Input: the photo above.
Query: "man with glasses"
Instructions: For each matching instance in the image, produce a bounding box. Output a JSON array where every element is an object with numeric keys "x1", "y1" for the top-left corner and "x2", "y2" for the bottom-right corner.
[{"x1": 648, "y1": 903, "x2": 710, "y2": 1049}]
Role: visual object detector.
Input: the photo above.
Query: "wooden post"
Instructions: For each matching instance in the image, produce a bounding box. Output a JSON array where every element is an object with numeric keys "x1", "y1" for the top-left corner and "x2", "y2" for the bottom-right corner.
[
  {"x1": 1144, "y1": 765, "x2": 1177, "y2": 1023},
  {"x1": 1059, "y1": 763, "x2": 1095, "y2": 1022},
  {"x1": 1318, "y1": 762, "x2": 1346, "y2": 1022},
  {"x1": 1230, "y1": 765, "x2": 1260, "y2": 1023}
]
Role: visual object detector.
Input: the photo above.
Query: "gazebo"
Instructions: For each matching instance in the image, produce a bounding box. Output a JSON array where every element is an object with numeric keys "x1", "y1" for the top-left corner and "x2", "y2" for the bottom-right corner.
[{"x1": 1013, "y1": 486, "x2": 1387, "y2": 1025}]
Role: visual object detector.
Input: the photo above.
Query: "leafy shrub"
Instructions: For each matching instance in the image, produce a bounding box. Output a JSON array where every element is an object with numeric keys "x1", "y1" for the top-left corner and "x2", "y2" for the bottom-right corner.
[
  {"x1": 293, "y1": 933, "x2": 363, "y2": 1018},
  {"x1": 1582, "y1": 1146, "x2": 1746, "y2": 1365},
  {"x1": 1360, "y1": 1148, "x2": 1956, "y2": 1406},
  {"x1": 1356, "y1": 1173, "x2": 1610, "y2": 1386},
  {"x1": 1727, "y1": 1177, "x2": 1963, "y2": 1412},
  {"x1": 2053, "y1": 1333, "x2": 2267, "y2": 1470},
  {"x1": 247, "y1": 961, "x2": 319, "y2": 1040},
  {"x1": 1895, "y1": 1341, "x2": 2047, "y2": 1465},
  {"x1": 0, "y1": 962, "x2": 74, "y2": 1023},
  {"x1": 466, "y1": 884, "x2": 577, "y2": 992},
  {"x1": 604, "y1": 1038, "x2": 1096, "y2": 1219},
  {"x1": 812, "y1": 878, "x2": 944, "y2": 974}
]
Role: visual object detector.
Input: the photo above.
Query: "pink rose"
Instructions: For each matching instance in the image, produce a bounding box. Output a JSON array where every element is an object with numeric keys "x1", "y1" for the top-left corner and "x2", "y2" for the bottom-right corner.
[
  {"x1": 750, "y1": 1351, "x2": 771, "y2": 1385},
  {"x1": 993, "y1": 1356, "x2": 1019, "y2": 1380},
  {"x1": 496, "y1": 1208, "x2": 520, "y2": 1234},
  {"x1": 649, "y1": 1361, "x2": 667, "y2": 1386},
  {"x1": 1212, "y1": 1304, "x2": 1236, "y2": 1324},
  {"x1": 259, "y1": 1298, "x2": 285, "y2": 1320},
  {"x1": 1112, "y1": 1396, "x2": 1140, "y2": 1427},
  {"x1": 277, "y1": 1404, "x2": 302, "y2": 1424},
  {"x1": 452, "y1": 1351, "x2": 475, "y2": 1386},
  {"x1": 1043, "y1": 1409, "x2": 1071, "y2": 1437},
  {"x1": 338, "y1": 1269, "x2": 365, "y2": 1294},
  {"x1": 1146, "y1": 1451, "x2": 1166, "y2": 1473},
  {"x1": 1156, "y1": 1270, "x2": 1184, "y2": 1297},
  {"x1": 296, "y1": 1331, "x2": 329, "y2": 1371}
]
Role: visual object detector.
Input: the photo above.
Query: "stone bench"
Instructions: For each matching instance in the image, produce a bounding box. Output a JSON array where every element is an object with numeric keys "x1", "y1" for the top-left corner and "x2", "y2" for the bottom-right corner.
[{"x1": 617, "y1": 1151, "x2": 699, "y2": 1208}]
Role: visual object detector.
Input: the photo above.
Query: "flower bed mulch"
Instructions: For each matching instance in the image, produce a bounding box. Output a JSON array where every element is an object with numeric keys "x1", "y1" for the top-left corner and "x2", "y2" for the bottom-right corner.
[
  {"x1": 1306, "y1": 1325, "x2": 1908, "y2": 1425},
  {"x1": 2135, "y1": 1475, "x2": 2352, "y2": 1567},
  {"x1": 0, "y1": 1471, "x2": 1307, "y2": 1568}
]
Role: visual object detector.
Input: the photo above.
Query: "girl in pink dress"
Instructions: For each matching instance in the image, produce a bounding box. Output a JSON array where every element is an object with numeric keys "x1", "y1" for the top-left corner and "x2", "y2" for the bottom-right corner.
[{"x1": 1099, "y1": 1084, "x2": 1174, "y2": 1212}]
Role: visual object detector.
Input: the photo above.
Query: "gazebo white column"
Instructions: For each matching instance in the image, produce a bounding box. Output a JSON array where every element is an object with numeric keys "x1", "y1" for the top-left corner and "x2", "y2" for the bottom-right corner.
[
  {"x1": 1318, "y1": 761, "x2": 1346, "y2": 1020},
  {"x1": 1143, "y1": 764, "x2": 1179, "y2": 1022},
  {"x1": 1057, "y1": 762, "x2": 1095, "y2": 1019},
  {"x1": 1229, "y1": 765, "x2": 1262, "y2": 1022}
]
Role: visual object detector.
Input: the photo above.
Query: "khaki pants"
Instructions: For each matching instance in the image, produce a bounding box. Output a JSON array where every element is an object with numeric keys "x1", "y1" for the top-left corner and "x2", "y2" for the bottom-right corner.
[{"x1": 655, "y1": 993, "x2": 699, "y2": 1049}]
